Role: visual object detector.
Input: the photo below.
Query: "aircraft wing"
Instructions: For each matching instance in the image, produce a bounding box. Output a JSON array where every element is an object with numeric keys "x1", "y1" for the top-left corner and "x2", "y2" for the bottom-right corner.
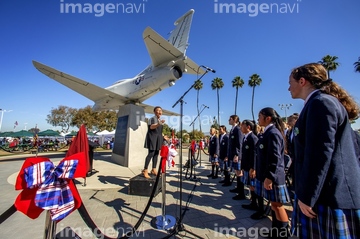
[
  {"x1": 143, "y1": 27, "x2": 183, "y2": 68},
  {"x1": 140, "y1": 102, "x2": 180, "y2": 116},
  {"x1": 143, "y1": 27, "x2": 205, "y2": 75},
  {"x1": 33, "y1": 61, "x2": 182, "y2": 114},
  {"x1": 32, "y1": 60, "x2": 129, "y2": 104},
  {"x1": 184, "y1": 57, "x2": 205, "y2": 75}
]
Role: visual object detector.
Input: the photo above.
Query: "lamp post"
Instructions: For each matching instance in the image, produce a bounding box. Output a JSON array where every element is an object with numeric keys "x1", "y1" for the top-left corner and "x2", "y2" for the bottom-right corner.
[
  {"x1": 0, "y1": 109, "x2": 13, "y2": 132},
  {"x1": 278, "y1": 104, "x2": 293, "y2": 122}
]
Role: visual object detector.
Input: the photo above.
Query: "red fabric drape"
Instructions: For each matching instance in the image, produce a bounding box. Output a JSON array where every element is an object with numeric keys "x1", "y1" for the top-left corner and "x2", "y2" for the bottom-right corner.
[
  {"x1": 160, "y1": 145, "x2": 169, "y2": 173},
  {"x1": 65, "y1": 124, "x2": 90, "y2": 175}
]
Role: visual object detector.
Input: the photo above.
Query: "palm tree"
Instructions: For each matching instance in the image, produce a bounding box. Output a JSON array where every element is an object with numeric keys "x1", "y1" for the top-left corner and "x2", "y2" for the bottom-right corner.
[
  {"x1": 193, "y1": 79, "x2": 203, "y2": 133},
  {"x1": 211, "y1": 77, "x2": 224, "y2": 125},
  {"x1": 318, "y1": 55, "x2": 339, "y2": 78},
  {"x1": 232, "y1": 76, "x2": 244, "y2": 115},
  {"x1": 248, "y1": 74, "x2": 262, "y2": 122},
  {"x1": 354, "y1": 57, "x2": 360, "y2": 73}
]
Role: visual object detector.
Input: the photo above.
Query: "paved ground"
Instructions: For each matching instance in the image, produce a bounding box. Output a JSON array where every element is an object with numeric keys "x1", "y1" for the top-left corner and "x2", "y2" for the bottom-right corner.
[{"x1": 0, "y1": 150, "x2": 296, "y2": 239}]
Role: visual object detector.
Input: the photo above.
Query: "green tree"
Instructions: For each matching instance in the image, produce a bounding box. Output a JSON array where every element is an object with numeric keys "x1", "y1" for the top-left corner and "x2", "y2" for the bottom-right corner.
[
  {"x1": 318, "y1": 55, "x2": 339, "y2": 78},
  {"x1": 162, "y1": 123, "x2": 172, "y2": 138},
  {"x1": 71, "y1": 106, "x2": 117, "y2": 132},
  {"x1": 232, "y1": 76, "x2": 244, "y2": 115},
  {"x1": 71, "y1": 105, "x2": 97, "y2": 131},
  {"x1": 189, "y1": 129, "x2": 205, "y2": 141},
  {"x1": 47, "y1": 105, "x2": 118, "y2": 133},
  {"x1": 182, "y1": 132, "x2": 190, "y2": 143},
  {"x1": 94, "y1": 110, "x2": 117, "y2": 132},
  {"x1": 211, "y1": 77, "x2": 224, "y2": 125},
  {"x1": 354, "y1": 57, "x2": 360, "y2": 73},
  {"x1": 176, "y1": 129, "x2": 188, "y2": 139},
  {"x1": 46, "y1": 105, "x2": 77, "y2": 133},
  {"x1": 248, "y1": 74, "x2": 262, "y2": 122},
  {"x1": 29, "y1": 127, "x2": 40, "y2": 134},
  {"x1": 194, "y1": 79, "x2": 203, "y2": 133}
]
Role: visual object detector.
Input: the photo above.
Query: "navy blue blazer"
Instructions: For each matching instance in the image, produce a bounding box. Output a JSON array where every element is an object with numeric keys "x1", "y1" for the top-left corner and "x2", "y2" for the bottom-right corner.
[
  {"x1": 255, "y1": 125, "x2": 286, "y2": 184},
  {"x1": 227, "y1": 125, "x2": 244, "y2": 161},
  {"x1": 219, "y1": 133, "x2": 229, "y2": 160},
  {"x1": 293, "y1": 91, "x2": 360, "y2": 209},
  {"x1": 286, "y1": 128, "x2": 295, "y2": 159},
  {"x1": 241, "y1": 132, "x2": 258, "y2": 171},
  {"x1": 208, "y1": 135, "x2": 219, "y2": 157},
  {"x1": 352, "y1": 130, "x2": 360, "y2": 165}
]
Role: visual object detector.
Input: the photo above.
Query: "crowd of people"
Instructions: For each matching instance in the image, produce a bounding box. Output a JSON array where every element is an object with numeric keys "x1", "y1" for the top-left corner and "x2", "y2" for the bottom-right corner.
[
  {"x1": 0, "y1": 137, "x2": 61, "y2": 151},
  {"x1": 0, "y1": 135, "x2": 103, "y2": 153},
  {"x1": 140, "y1": 63, "x2": 360, "y2": 238},
  {"x1": 145, "y1": 63, "x2": 360, "y2": 239},
  {"x1": 203, "y1": 63, "x2": 360, "y2": 238},
  {"x1": 205, "y1": 110, "x2": 294, "y2": 237}
]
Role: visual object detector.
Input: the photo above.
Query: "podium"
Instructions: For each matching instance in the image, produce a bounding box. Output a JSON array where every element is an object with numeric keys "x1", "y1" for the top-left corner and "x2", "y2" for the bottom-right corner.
[{"x1": 128, "y1": 174, "x2": 161, "y2": 197}]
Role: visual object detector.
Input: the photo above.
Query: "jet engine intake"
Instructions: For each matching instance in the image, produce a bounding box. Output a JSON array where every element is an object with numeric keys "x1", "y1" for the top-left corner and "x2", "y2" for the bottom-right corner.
[{"x1": 171, "y1": 65, "x2": 182, "y2": 79}]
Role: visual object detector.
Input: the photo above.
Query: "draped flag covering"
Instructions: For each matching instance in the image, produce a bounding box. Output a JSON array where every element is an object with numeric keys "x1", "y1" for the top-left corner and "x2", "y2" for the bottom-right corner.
[
  {"x1": 14, "y1": 152, "x2": 87, "y2": 221},
  {"x1": 66, "y1": 124, "x2": 90, "y2": 173}
]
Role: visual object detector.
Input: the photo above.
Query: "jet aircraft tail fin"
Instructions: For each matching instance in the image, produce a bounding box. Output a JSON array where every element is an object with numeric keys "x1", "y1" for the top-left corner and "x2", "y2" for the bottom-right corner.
[{"x1": 167, "y1": 9, "x2": 194, "y2": 54}]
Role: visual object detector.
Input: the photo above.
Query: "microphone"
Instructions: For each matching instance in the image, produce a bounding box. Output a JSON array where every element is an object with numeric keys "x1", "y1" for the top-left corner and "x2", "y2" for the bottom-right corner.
[
  {"x1": 202, "y1": 104, "x2": 209, "y2": 109},
  {"x1": 201, "y1": 65, "x2": 216, "y2": 73}
]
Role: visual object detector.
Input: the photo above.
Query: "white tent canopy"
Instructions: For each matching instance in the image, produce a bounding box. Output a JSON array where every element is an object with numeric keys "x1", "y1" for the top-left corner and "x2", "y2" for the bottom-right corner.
[
  {"x1": 96, "y1": 130, "x2": 115, "y2": 146},
  {"x1": 96, "y1": 130, "x2": 111, "y2": 135}
]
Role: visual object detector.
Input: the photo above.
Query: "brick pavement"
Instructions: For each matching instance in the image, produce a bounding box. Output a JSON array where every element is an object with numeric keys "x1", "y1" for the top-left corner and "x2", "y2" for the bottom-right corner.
[{"x1": 0, "y1": 150, "x2": 296, "y2": 239}]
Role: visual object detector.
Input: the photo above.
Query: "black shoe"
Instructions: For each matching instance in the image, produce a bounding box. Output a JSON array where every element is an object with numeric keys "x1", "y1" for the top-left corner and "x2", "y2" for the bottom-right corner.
[
  {"x1": 219, "y1": 179, "x2": 225, "y2": 183},
  {"x1": 229, "y1": 188, "x2": 238, "y2": 193},
  {"x1": 232, "y1": 194, "x2": 246, "y2": 200},
  {"x1": 222, "y1": 182, "x2": 232, "y2": 187},
  {"x1": 212, "y1": 175, "x2": 218, "y2": 179},
  {"x1": 242, "y1": 203, "x2": 259, "y2": 211},
  {"x1": 207, "y1": 174, "x2": 214, "y2": 177},
  {"x1": 250, "y1": 211, "x2": 266, "y2": 220}
]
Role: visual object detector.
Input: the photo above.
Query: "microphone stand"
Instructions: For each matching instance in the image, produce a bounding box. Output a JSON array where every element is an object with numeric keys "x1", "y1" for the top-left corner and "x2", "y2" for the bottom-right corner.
[
  {"x1": 189, "y1": 105, "x2": 208, "y2": 177},
  {"x1": 170, "y1": 69, "x2": 209, "y2": 237}
]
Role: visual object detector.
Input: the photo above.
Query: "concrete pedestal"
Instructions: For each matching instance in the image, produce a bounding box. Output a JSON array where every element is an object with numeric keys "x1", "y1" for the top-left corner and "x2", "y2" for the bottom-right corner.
[{"x1": 111, "y1": 104, "x2": 148, "y2": 167}]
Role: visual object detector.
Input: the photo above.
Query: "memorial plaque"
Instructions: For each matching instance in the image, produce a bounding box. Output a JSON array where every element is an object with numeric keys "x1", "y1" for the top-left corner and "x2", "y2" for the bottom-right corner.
[{"x1": 113, "y1": 115, "x2": 128, "y2": 156}]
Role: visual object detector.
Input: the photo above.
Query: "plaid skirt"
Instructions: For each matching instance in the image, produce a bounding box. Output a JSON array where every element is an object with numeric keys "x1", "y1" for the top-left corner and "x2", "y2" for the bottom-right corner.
[
  {"x1": 254, "y1": 179, "x2": 290, "y2": 204},
  {"x1": 231, "y1": 160, "x2": 241, "y2": 170},
  {"x1": 224, "y1": 160, "x2": 240, "y2": 171},
  {"x1": 291, "y1": 195, "x2": 360, "y2": 239},
  {"x1": 209, "y1": 155, "x2": 219, "y2": 163},
  {"x1": 218, "y1": 158, "x2": 225, "y2": 169},
  {"x1": 241, "y1": 170, "x2": 255, "y2": 187}
]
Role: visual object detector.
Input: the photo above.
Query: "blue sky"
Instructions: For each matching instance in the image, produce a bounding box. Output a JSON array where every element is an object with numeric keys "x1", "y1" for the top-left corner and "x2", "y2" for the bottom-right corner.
[{"x1": 1, "y1": 0, "x2": 360, "y2": 133}]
